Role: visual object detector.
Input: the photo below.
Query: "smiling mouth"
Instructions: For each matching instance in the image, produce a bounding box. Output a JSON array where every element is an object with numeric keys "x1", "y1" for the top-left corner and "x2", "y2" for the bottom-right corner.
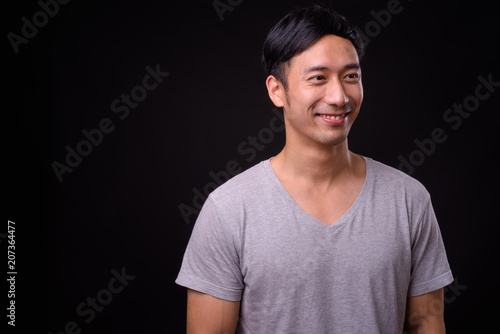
[{"x1": 317, "y1": 113, "x2": 349, "y2": 120}]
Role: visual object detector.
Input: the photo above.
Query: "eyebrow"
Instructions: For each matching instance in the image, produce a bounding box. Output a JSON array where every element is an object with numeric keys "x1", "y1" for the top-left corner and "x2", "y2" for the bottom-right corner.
[{"x1": 303, "y1": 63, "x2": 360, "y2": 74}]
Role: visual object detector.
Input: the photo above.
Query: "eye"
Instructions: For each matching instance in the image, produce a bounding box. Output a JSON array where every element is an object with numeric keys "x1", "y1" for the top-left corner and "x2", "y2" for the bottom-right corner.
[
  {"x1": 311, "y1": 75, "x2": 326, "y2": 81},
  {"x1": 344, "y1": 73, "x2": 360, "y2": 82},
  {"x1": 308, "y1": 75, "x2": 327, "y2": 84}
]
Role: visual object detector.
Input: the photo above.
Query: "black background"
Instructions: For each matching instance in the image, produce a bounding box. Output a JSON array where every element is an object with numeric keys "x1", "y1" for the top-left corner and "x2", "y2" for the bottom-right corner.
[{"x1": 5, "y1": 0, "x2": 500, "y2": 333}]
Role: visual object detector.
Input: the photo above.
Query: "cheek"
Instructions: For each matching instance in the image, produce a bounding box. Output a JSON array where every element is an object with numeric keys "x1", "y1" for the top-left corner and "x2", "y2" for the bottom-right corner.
[
  {"x1": 358, "y1": 83, "x2": 364, "y2": 104},
  {"x1": 288, "y1": 87, "x2": 322, "y2": 111},
  {"x1": 301, "y1": 88, "x2": 327, "y2": 109},
  {"x1": 347, "y1": 84, "x2": 363, "y2": 108}
]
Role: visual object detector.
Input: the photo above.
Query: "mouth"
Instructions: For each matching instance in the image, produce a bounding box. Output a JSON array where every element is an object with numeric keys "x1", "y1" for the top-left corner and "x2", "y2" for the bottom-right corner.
[
  {"x1": 317, "y1": 113, "x2": 348, "y2": 120},
  {"x1": 316, "y1": 111, "x2": 350, "y2": 124}
]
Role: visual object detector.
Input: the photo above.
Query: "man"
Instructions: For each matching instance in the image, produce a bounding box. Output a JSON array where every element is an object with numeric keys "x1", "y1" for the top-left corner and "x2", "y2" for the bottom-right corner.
[{"x1": 176, "y1": 5, "x2": 453, "y2": 333}]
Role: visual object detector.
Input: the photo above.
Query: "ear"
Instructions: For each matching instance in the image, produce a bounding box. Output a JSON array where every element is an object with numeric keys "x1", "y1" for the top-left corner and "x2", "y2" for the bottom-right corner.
[{"x1": 265, "y1": 75, "x2": 285, "y2": 108}]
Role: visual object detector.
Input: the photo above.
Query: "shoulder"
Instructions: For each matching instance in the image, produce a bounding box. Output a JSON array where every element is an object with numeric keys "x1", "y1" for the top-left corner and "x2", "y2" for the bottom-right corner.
[
  {"x1": 208, "y1": 160, "x2": 272, "y2": 209},
  {"x1": 365, "y1": 156, "x2": 431, "y2": 204}
]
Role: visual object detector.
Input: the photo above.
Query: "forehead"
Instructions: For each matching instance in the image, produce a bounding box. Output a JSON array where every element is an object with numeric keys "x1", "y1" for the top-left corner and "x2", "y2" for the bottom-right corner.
[{"x1": 290, "y1": 34, "x2": 360, "y2": 73}]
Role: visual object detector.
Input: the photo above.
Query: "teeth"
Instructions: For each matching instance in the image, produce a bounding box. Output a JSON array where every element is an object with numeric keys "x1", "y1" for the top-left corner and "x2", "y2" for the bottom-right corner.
[{"x1": 320, "y1": 114, "x2": 346, "y2": 120}]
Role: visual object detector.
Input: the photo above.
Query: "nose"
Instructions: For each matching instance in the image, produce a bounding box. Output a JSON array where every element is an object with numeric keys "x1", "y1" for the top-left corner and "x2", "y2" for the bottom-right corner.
[{"x1": 325, "y1": 78, "x2": 349, "y2": 107}]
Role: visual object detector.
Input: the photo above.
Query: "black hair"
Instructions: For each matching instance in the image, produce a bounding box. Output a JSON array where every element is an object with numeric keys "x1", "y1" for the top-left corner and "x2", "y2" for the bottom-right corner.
[{"x1": 262, "y1": 5, "x2": 365, "y2": 90}]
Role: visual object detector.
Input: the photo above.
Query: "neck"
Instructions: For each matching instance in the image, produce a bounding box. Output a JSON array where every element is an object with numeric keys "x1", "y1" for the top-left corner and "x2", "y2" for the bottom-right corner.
[{"x1": 272, "y1": 140, "x2": 358, "y2": 187}]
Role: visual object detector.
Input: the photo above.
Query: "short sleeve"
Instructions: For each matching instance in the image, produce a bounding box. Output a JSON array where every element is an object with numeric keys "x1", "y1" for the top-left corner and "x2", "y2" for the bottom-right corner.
[
  {"x1": 175, "y1": 196, "x2": 243, "y2": 301},
  {"x1": 408, "y1": 197, "x2": 453, "y2": 296}
]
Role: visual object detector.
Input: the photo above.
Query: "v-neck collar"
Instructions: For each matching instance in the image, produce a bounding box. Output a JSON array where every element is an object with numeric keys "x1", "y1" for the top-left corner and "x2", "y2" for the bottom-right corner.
[{"x1": 262, "y1": 156, "x2": 373, "y2": 231}]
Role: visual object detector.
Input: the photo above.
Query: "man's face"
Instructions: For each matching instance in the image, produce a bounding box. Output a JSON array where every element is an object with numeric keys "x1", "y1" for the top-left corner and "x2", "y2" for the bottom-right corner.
[{"x1": 277, "y1": 34, "x2": 363, "y2": 148}]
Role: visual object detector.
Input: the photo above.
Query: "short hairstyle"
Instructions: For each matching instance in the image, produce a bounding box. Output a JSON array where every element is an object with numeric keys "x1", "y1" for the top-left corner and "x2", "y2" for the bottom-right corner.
[{"x1": 261, "y1": 5, "x2": 365, "y2": 90}]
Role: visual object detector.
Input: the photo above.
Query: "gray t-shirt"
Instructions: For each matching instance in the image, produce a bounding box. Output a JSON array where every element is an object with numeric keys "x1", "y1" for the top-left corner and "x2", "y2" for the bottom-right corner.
[{"x1": 176, "y1": 156, "x2": 453, "y2": 333}]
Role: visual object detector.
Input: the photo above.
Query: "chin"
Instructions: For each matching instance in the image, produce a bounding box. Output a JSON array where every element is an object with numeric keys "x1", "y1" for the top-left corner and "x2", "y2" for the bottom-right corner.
[{"x1": 313, "y1": 133, "x2": 348, "y2": 147}]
